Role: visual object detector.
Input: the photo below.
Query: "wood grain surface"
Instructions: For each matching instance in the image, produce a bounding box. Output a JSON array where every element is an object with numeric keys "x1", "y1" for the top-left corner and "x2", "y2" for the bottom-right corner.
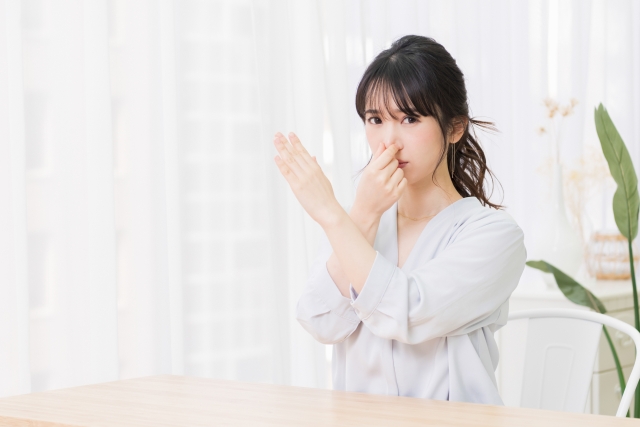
[{"x1": 0, "y1": 375, "x2": 636, "y2": 426}]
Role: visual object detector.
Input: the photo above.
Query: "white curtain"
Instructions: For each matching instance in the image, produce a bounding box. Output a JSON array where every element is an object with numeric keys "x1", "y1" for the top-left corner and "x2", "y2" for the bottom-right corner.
[{"x1": 1, "y1": 0, "x2": 639, "y2": 398}]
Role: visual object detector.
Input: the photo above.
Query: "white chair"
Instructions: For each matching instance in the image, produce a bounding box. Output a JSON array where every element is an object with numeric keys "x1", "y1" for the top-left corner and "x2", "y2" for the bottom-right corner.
[{"x1": 505, "y1": 308, "x2": 640, "y2": 417}]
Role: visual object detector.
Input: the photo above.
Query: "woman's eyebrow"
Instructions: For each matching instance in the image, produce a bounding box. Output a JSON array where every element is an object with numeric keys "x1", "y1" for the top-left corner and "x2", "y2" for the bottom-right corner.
[{"x1": 364, "y1": 108, "x2": 418, "y2": 116}]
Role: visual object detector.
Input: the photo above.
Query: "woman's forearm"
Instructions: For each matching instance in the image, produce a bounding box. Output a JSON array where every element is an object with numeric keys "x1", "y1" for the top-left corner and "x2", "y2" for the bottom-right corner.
[
  {"x1": 327, "y1": 207, "x2": 381, "y2": 297},
  {"x1": 322, "y1": 208, "x2": 378, "y2": 296},
  {"x1": 270, "y1": 131, "x2": 401, "y2": 297}
]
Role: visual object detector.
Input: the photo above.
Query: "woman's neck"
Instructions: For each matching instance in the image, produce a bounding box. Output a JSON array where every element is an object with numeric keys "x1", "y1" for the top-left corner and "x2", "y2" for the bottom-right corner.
[{"x1": 398, "y1": 174, "x2": 462, "y2": 219}]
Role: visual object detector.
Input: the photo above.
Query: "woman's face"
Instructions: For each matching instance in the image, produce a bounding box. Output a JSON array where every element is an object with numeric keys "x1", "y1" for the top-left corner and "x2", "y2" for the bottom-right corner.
[{"x1": 364, "y1": 95, "x2": 462, "y2": 186}]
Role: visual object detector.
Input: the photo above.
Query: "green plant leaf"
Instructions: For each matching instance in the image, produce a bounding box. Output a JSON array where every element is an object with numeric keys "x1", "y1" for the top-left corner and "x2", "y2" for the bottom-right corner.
[
  {"x1": 594, "y1": 104, "x2": 640, "y2": 241},
  {"x1": 595, "y1": 103, "x2": 640, "y2": 416},
  {"x1": 526, "y1": 260, "x2": 607, "y2": 313}
]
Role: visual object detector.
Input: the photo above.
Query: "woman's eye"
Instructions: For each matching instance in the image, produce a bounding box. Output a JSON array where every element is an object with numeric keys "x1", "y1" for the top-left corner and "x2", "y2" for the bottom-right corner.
[
  {"x1": 367, "y1": 117, "x2": 382, "y2": 125},
  {"x1": 403, "y1": 116, "x2": 418, "y2": 124}
]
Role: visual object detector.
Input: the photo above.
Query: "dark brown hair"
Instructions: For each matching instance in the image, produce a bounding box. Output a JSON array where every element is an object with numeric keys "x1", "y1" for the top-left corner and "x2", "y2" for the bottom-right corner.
[{"x1": 355, "y1": 35, "x2": 504, "y2": 210}]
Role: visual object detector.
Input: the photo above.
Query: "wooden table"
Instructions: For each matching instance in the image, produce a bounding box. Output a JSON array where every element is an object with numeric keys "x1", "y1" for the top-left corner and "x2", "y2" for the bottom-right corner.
[{"x1": 0, "y1": 375, "x2": 637, "y2": 426}]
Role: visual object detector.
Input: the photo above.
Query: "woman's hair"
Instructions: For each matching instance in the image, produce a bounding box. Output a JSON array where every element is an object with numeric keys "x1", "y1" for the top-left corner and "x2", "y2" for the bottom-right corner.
[{"x1": 355, "y1": 35, "x2": 504, "y2": 210}]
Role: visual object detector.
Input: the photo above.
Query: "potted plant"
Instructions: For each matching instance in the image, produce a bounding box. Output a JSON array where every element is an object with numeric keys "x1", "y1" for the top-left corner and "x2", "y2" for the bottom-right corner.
[{"x1": 527, "y1": 104, "x2": 639, "y2": 417}]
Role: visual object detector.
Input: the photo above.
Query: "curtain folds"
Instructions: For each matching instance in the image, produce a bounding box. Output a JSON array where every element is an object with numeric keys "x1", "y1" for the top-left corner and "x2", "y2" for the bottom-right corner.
[{"x1": 0, "y1": 0, "x2": 30, "y2": 397}]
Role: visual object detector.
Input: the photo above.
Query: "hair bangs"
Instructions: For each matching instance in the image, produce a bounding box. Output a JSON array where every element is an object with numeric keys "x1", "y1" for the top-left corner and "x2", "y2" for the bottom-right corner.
[{"x1": 356, "y1": 57, "x2": 438, "y2": 121}]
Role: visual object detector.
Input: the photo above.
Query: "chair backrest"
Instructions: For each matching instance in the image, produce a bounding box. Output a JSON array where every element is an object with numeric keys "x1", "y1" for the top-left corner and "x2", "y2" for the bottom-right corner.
[{"x1": 506, "y1": 308, "x2": 640, "y2": 417}]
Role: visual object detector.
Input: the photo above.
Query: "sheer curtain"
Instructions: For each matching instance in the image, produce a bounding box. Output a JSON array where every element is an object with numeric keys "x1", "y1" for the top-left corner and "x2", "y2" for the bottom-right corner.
[{"x1": 1, "y1": 0, "x2": 639, "y2": 400}]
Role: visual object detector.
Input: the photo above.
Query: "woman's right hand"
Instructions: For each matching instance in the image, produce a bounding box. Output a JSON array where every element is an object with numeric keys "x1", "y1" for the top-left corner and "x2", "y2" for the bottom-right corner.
[{"x1": 352, "y1": 143, "x2": 407, "y2": 219}]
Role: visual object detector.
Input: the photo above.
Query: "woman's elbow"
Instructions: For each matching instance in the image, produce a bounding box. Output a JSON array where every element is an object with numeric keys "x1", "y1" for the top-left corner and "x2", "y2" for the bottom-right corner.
[
  {"x1": 295, "y1": 293, "x2": 362, "y2": 344},
  {"x1": 296, "y1": 315, "x2": 358, "y2": 344},
  {"x1": 295, "y1": 305, "x2": 359, "y2": 344}
]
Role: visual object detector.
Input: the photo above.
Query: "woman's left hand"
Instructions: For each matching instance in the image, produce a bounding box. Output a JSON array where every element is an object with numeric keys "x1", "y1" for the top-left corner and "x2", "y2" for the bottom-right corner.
[{"x1": 273, "y1": 132, "x2": 342, "y2": 227}]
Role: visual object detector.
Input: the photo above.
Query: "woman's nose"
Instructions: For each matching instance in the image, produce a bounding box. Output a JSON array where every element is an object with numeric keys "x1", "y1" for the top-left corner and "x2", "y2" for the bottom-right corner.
[
  {"x1": 383, "y1": 137, "x2": 403, "y2": 151},
  {"x1": 382, "y1": 124, "x2": 403, "y2": 150}
]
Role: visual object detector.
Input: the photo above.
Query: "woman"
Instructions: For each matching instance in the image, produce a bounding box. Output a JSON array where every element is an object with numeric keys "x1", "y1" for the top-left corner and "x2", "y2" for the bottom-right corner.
[{"x1": 272, "y1": 35, "x2": 526, "y2": 405}]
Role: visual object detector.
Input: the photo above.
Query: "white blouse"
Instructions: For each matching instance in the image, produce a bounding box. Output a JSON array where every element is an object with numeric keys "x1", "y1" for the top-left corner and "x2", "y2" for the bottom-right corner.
[{"x1": 295, "y1": 196, "x2": 527, "y2": 405}]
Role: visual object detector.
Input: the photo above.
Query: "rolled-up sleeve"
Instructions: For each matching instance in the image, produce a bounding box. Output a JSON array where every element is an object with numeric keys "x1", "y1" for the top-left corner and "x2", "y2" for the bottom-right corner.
[
  {"x1": 350, "y1": 217, "x2": 526, "y2": 344},
  {"x1": 295, "y1": 236, "x2": 361, "y2": 344}
]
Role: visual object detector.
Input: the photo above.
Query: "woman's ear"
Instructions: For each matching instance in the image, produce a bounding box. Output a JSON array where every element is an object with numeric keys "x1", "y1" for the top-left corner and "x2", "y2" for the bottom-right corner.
[{"x1": 449, "y1": 117, "x2": 468, "y2": 144}]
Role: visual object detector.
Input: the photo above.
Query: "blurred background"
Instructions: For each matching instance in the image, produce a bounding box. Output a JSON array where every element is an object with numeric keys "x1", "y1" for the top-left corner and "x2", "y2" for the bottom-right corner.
[{"x1": 1, "y1": 0, "x2": 639, "y2": 414}]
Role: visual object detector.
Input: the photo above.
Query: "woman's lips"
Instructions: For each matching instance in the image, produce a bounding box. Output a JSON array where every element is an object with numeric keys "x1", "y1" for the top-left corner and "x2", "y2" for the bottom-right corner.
[{"x1": 398, "y1": 162, "x2": 408, "y2": 168}]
